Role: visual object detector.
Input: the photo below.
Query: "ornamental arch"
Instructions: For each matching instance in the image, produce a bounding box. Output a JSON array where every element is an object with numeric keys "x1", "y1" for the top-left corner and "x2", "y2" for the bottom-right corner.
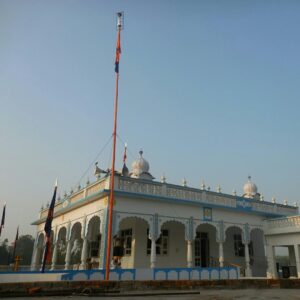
[
  {"x1": 194, "y1": 223, "x2": 218, "y2": 267},
  {"x1": 86, "y1": 215, "x2": 101, "y2": 260},
  {"x1": 56, "y1": 226, "x2": 67, "y2": 266},
  {"x1": 158, "y1": 220, "x2": 186, "y2": 268},
  {"x1": 224, "y1": 226, "x2": 245, "y2": 269},
  {"x1": 70, "y1": 222, "x2": 82, "y2": 266},
  {"x1": 115, "y1": 216, "x2": 151, "y2": 269},
  {"x1": 36, "y1": 232, "x2": 45, "y2": 265}
]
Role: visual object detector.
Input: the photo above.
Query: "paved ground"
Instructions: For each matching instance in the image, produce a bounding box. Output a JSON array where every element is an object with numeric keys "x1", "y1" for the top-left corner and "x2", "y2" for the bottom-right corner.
[{"x1": 3, "y1": 289, "x2": 300, "y2": 299}]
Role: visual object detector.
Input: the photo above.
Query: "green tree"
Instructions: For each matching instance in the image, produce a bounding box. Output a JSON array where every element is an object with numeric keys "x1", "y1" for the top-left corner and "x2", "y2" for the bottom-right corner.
[
  {"x1": 0, "y1": 239, "x2": 9, "y2": 264},
  {"x1": 9, "y1": 235, "x2": 34, "y2": 265}
]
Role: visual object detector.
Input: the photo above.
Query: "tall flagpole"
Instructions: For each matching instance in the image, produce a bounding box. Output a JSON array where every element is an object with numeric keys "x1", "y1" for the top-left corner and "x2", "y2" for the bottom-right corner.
[{"x1": 105, "y1": 12, "x2": 123, "y2": 281}]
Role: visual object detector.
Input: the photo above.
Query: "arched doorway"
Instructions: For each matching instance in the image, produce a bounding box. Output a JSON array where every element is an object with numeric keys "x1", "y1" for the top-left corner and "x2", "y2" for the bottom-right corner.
[
  {"x1": 194, "y1": 223, "x2": 218, "y2": 267},
  {"x1": 56, "y1": 227, "x2": 67, "y2": 268},
  {"x1": 86, "y1": 216, "x2": 101, "y2": 268},
  {"x1": 224, "y1": 226, "x2": 245, "y2": 270},
  {"x1": 36, "y1": 233, "x2": 45, "y2": 267},
  {"x1": 116, "y1": 216, "x2": 150, "y2": 268},
  {"x1": 158, "y1": 220, "x2": 186, "y2": 268},
  {"x1": 70, "y1": 222, "x2": 82, "y2": 268}
]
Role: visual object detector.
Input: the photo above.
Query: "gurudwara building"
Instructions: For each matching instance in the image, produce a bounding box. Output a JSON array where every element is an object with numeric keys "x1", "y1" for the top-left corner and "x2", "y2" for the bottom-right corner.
[{"x1": 31, "y1": 150, "x2": 300, "y2": 279}]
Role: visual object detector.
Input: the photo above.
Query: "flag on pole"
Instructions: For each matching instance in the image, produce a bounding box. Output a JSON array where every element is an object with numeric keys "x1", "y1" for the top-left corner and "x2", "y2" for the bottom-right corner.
[
  {"x1": 0, "y1": 203, "x2": 6, "y2": 237},
  {"x1": 12, "y1": 226, "x2": 19, "y2": 261},
  {"x1": 123, "y1": 143, "x2": 127, "y2": 163},
  {"x1": 115, "y1": 29, "x2": 121, "y2": 73},
  {"x1": 121, "y1": 144, "x2": 129, "y2": 177},
  {"x1": 41, "y1": 180, "x2": 58, "y2": 273}
]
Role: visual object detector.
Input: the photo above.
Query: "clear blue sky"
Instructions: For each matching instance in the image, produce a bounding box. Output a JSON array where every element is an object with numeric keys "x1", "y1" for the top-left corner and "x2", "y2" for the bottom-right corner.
[{"x1": 1, "y1": 0, "x2": 300, "y2": 241}]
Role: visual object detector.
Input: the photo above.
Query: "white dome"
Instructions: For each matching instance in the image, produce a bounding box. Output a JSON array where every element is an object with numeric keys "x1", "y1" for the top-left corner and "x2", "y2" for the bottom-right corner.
[
  {"x1": 131, "y1": 150, "x2": 150, "y2": 177},
  {"x1": 243, "y1": 176, "x2": 258, "y2": 198}
]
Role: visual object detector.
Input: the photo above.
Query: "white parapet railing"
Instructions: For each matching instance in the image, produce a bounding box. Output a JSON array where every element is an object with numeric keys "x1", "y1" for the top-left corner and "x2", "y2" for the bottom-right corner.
[
  {"x1": 266, "y1": 215, "x2": 300, "y2": 229},
  {"x1": 264, "y1": 215, "x2": 300, "y2": 235}
]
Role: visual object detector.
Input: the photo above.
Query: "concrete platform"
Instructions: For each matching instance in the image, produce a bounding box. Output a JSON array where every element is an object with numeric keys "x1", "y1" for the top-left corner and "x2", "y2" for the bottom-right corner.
[
  {"x1": 1, "y1": 279, "x2": 300, "y2": 297},
  {"x1": 3, "y1": 289, "x2": 300, "y2": 299}
]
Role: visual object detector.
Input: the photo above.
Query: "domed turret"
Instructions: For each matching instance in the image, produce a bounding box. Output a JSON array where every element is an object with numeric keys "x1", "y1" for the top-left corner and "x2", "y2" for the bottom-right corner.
[
  {"x1": 243, "y1": 176, "x2": 260, "y2": 199},
  {"x1": 130, "y1": 150, "x2": 154, "y2": 180}
]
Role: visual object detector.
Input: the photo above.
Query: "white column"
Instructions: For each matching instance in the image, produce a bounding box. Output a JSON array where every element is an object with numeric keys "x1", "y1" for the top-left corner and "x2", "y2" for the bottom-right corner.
[
  {"x1": 98, "y1": 238, "x2": 102, "y2": 270},
  {"x1": 187, "y1": 240, "x2": 193, "y2": 268},
  {"x1": 64, "y1": 240, "x2": 72, "y2": 270},
  {"x1": 288, "y1": 245, "x2": 296, "y2": 266},
  {"x1": 30, "y1": 233, "x2": 39, "y2": 271},
  {"x1": 266, "y1": 244, "x2": 277, "y2": 278},
  {"x1": 30, "y1": 245, "x2": 39, "y2": 271},
  {"x1": 80, "y1": 238, "x2": 88, "y2": 270},
  {"x1": 218, "y1": 242, "x2": 224, "y2": 267},
  {"x1": 50, "y1": 242, "x2": 58, "y2": 270},
  {"x1": 294, "y1": 244, "x2": 300, "y2": 278},
  {"x1": 150, "y1": 237, "x2": 156, "y2": 268},
  {"x1": 244, "y1": 243, "x2": 252, "y2": 277}
]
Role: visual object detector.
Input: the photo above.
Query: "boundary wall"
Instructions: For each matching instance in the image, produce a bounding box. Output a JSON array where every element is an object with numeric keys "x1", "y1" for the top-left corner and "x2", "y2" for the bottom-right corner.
[{"x1": 0, "y1": 267, "x2": 238, "y2": 283}]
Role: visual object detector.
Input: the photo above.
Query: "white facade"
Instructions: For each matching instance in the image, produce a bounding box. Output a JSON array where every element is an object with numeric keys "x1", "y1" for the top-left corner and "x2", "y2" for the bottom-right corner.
[
  {"x1": 31, "y1": 157, "x2": 299, "y2": 279},
  {"x1": 264, "y1": 215, "x2": 300, "y2": 278}
]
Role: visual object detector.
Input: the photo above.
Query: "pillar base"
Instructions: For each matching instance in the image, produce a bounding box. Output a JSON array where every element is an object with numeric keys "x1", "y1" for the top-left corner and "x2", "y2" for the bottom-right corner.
[
  {"x1": 245, "y1": 268, "x2": 252, "y2": 277},
  {"x1": 30, "y1": 265, "x2": 37, "y2": 271},
  {"x1": 267, "y1": 271, "x2": 276, "y2": 279}
]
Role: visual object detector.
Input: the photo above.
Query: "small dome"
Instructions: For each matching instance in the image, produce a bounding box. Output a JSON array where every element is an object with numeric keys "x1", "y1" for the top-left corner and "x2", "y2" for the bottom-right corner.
[
  {"x1": 131, "y1": 150, "x2": 149, "y2": 176},
  {"x1": 130, "y1": 150, "x2": 154, "y2": 180},
  {"x1": 243, "y1": 176, "x2": 258, "y2": 198}
]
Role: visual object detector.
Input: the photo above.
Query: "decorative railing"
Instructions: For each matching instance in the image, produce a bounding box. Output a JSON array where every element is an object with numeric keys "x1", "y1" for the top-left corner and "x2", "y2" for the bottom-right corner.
[
  {"x1": 116, "y1": 177, "x2": 298, "y2": 216},
  {"x1": 70, "y1": 191, "x2": 85, "y2": 204},
  {"x1": 86, "y1": 180, "x2": 107, "y2": 197},
  {"x1": 38, "y1": 175, "x2": 298, "y2": 219},
  {"x1": 266, "y1": 215, "x2": 300, "y2": 229},
  {"x1": 39, "y1": 178, "x2": 108, "y2": 219}
]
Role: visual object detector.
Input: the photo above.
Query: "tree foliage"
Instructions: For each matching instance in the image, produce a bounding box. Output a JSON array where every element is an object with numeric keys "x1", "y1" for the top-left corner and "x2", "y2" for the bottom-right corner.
[
  {"x1": 0, "y1": 239, "x2": 9, "y2": 264},
  {"x1": 14, "y1": 235, "x2": 34, "y2": 265},
  {"x1": 0, "y1": 235, "x2": 34, "y2": 265}
]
